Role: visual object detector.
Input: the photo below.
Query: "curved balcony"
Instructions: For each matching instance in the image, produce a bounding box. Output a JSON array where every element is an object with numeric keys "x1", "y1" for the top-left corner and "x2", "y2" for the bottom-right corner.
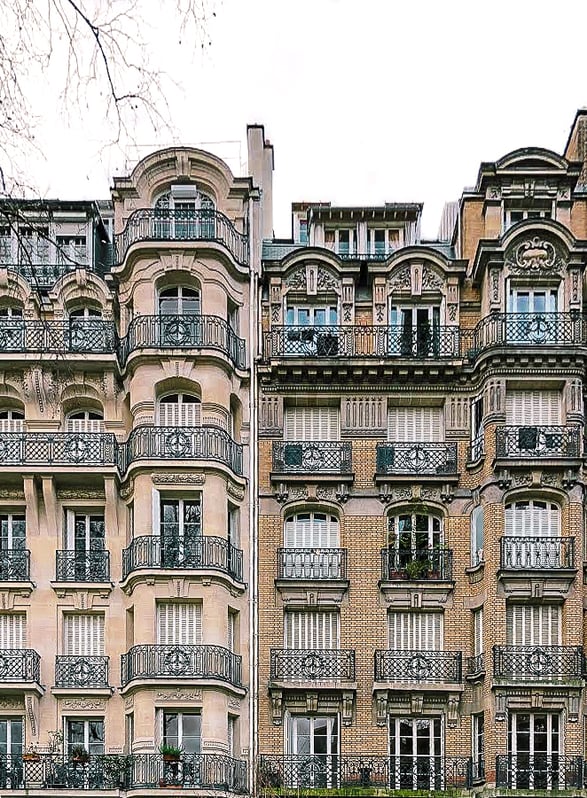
[
  {"x1": 501, "y1": 536, "x2": 575, "y2": 570},
  {"x1": 0, "y1": 319, "x2": 116, "y2": 354},
  {"x1": 495, "y1": 425, "x2": 582, "y2": 460},
  {"x1": 376, "y1": 442, "x2": 457, "y2": 477},
  {"x1": 0, "y1": 432, "x2": 118, "y2": 469},
  {"x1": 7, "y1": 259, "x2": 111, "y2": 290},
  {"x1": 55, "y1": 655, "x2": 109, "y2": 689},
  {"x1": 270, "y1": 649, "x2": 355, "y2": 682},
  {"x1": 55, "y1": 550, "x2": 110, "y2": 582},
  {"x1": 467, "y1": 312, "x2": 584, "y2": 358},
  {"x1": 272, "y1": 441, "x2": 352, "y2": 475},
  {"x1": 493, "y1": 645, "x2": 583, "y2": 681},
  {"x1": 122, "y1": 425, "x2": 243, "y2": 476},
  {"x1": 374, "y1": 650, "x2": 462, "y2": 684},
  {"x1": 121, "y1": 644, "x2": 242, "y2": 688},
  {"x1": 381, "y1": 548, "x2": 453, "y2": 581},
  {"x1": 114, "y1": 208, "x2": 248, "y2": 266},
  {"x1": 122, "y1": 535, "x2": 243, "y2": 583},
  {"x1": 120, "y1": 314, "x2": 246, "y2": 369}
]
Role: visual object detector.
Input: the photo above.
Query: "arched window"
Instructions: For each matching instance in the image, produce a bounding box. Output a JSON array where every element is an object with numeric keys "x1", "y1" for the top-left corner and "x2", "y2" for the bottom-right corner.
[
  {"x1": 67, "y1": 306, "x2": 110, "y2": 352},
  {"x1": 69, "y1": 307, "x2": 102, "y2": 319},
  {"x1": 386, "y1": 511, "x2": 444, "y2": 579},
  {"x1": 471, "y1": 506, "x2": 484, "y2": 566},
  {"x1": 504, "y1": 499, "x2": 563, "y2": 568},
  {"x1": 0, "y1": 307, "x2": 23, "y2": 318},
  {"x1": 282, "y1": 512, "x2": 341, "y2": 579},
  {"x1": 154, "y1": 188, "x2": 215, "y2": 240},
  {"x1": 66, "y1": 410, "x2": 104, "y2": 433},
  {"x1": 0, "y1": 409, "x2": 24, "y2": 433},
  {"x1": 158, "y1": 287, "x2": 200, "y2": 316},
  {"x1": 157, "y1": 393, "x2": 201, "y2": 427}
]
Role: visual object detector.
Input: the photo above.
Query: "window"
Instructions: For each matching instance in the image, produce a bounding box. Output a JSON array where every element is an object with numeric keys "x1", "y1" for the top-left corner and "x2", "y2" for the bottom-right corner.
[
  {"x1": 388, "y1": 611, "x2": 442, "y2": 651},
  {"x1": 472, "y1": 714, "x2": 484, "y2": 781},
  {"x1": 505, "y1": 500, "x2": 560, "y2": 538},
  {"x1": 159, "y1": 498, "x2": 201, "y2": 567},
  {"x1": 56, "y1": 236, "x2": 87, "y2": 265},
  {"x1": 66, "y1": 719, "x2": 105, "y2": 756},
  {"x1": 283, "y1": 513, "x2": 341, "y2": 579},
  {"x1": 68, "y1": 307, "x2": 109, "y2": 351},
  {"x1": 506, "y1": 605, "x2": 560, "y2": 646},
  {"x1": 504, "y1": 206, "x2": 552, "y2": 230},
  {"x1": 284, "y1": 406, "x2": 339, "y2": 441},
  {"x1": 0, "y1": 514, "x2": 25, "y2": 550},
  {"x1": 158, "y1": 287, "x2": 201, "y2": 316},
  {"x1": 388, "y1": 512, "x2": 442, "y2": 553},
  {"x1": 0, "y1": 613, "x2": 26, "y2": 648},
  {"x1": 284, "y1": 305, "x2": 339, "y2": 356},
  {"x1": 0, "y1": 227, "x2": 12, "y2": 261},
  {"x1": 470, "y1": 395, "x2": 484, "y2": 459},
  {"x1": 507, "y1": 288, "x2": 559, "y2": 344},
  {"x1": 163, "y1": 711, "x2": 201, "y2": 753},
  {"x1": 69, "y1": 307, "x2": 101, "y2": 320},
  {"x1": 284, "y1": 611, "x2": 339, "y2": 649},
  {"x1": 0, "y1": 718, "x2": 23, "y2": 759},
  {"x1": 228, "y1": 610, "x2": 238, "y2": 652},
  {"x1": 298, "y1": 219, "x2": 308, "y2": 244},
  {"x1": 228, "y1": 504, "x2": 240, "y2": 550},
  {"x1": 389, "y1": 717, "x2": 443, "y2": 790},
  {"x1": 64, "y1": 511, "x2": 106, "y2": 581},
  {"x1": 19, "y1": 227, "x2": 49, "y2": 264},
  {"x1": 509, "y1": 287, "x2": 558, "y2": 315},
  {"x1": 286, "y1": 716, "x2": 338, "y2": 788},
  {"x1": 0, "y1": 410, "x2": 24, "y2": 432},
  {"x1": 66, "y1": 411, "x2": 104, "y2": 433},
  {"x1": 63, "y1": 614, "x2": 104, "y2": 656},
  {"x1": 157, "y1": 394, "x2": 201, "y2": 427},
  {"x1": 387, "y1": 406, "x2": 443, "y2": 442},
  {"x1": 155, "y1": 187, "x2": 215, "y2": 239},
  {"x1": 0, "y1": 307, "x2": 22, "y2": 318},
  {"x1": 0, "y1": 310, "x2": 24, "y2": 350},
  {"x1": 228, "y1": 715, "x2": 237, "y2": 758},
  {"x1": 389, "y1": 305, "x2": 441, "y2": 357},
  {"x1": 506, "y1": 391, "x2": 561, "y2": 425},
  {"x1": 471, "y1": 506, "x2": 484, "y2": 566},
  {"x1": 504, "y1": 500, "x2": 562, "y2": 567},
  {"x1": 157, "y1": 602, "x2": 202, "y2": 645},
  {"x1": 473, "y1": 608, "x2": 483, "y2": 658},
  {"x1": 324, "y1": 228, "x2": 357, "y2": 256},
  {"x1": 507, "y1": 713, "x2": 560, "y2": 789}
]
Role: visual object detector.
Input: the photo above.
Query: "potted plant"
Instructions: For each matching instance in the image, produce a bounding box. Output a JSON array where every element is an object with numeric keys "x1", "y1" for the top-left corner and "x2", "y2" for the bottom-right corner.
[
  {"x1": 70, "y1": 745, "x2": 89, "y2": 764},
  {"x1": 159, "y1": 743, "x2": 183, "y2": 762},
  {"x1": 405, "y1": 558, "x2": 431, "y2": 580},
  {"x1": 159, "y1": 777, "x2": 183, "y2": 789},
  {"x1": 22, "y1": 745, "x2": 40, "y2": 763}
]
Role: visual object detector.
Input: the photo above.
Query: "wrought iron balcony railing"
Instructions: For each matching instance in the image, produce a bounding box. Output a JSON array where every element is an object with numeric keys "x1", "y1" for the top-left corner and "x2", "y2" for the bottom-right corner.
[
  {"x1": 0, "y1": 649, "x2": 40, "y2": 682},
  {"x1": 5, "y1": 260, "x2": 111, "y2": 290},
  {"x1": 496, "y1": 425, "x2": 582, "y2": 458},
  {"x1": 114, "y1": 208, "x2": 248, "y2": 266},
  {"x1": 500, "y1": 536, "x2": 575, "y2": 570},
  {"x1": 496, "y1": 754, "x2": 583, "y2": 790},
  {"x1": 270, "y1": 648, "x2": 355, "y2": 681},
  {"x1": 264, "y1": 325, "x2": 461, "y2": 359},
  {"x1": 122, "y1": 535, "x2": 243, "y2": 583},
  {"x1": 0, "y1": 752, "x2": 248, "y2": 792},
  {"x1": 376, "y1": 442, "x2": 457, "y2": 475},
  {"x1": 258, "y1": 754, "x2": 472, "y2": 791},
  {"x1": 375, "y1": 650, "x2": 462, "y2": 683},
  {"x1": 55, "y1": 550, "x2": 110, "y2": 582},
  {"x1": 120, "y1": 314, "x2": 246, "y2": 369},
  {"x1": 121, "y1": 644, "x2": 242, "y2": 687},
  {"x1": 121, "y1": 425, "x2": 243, "y2": 476},
  {"x1": 0, "y1": 432, "x2": 118, "y2": 467},
  {"x1": 277, "y1": 548, "x2": 347, "y2": 580},
  {"x1": 55, "y1": 655, "x2": 109, "y2": 688},
  {"x1": 493, "y1": 645, "x2": 583, "y2": 680},
  {"x1": 0, "y1": 319, "x2": 116, "y2": 354},
  {"x1": 381, "y1": 547, "x2": 453, "y2": 581},
  {"x1": 469, "y1": 312, "x2": 584, "y2": 356},
  {"x1": 272, "y1": 441, "x2": 352, "y2": 474},
  {"x1": 466, "y1": 653, "x2": 485, "y2": 677},
  {"x1": 0, "y1": 549, "x2": 30, "y2": 581}
]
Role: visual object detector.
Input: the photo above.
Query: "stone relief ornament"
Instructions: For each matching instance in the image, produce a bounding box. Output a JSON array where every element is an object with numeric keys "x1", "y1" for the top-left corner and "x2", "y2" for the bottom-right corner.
[
  {"x1": 389, "y1": 267, "x2": 411, "y2": 292},
  {"x1": 506, "y1": 237, "x2": 564, "y2": 275},
  {"x1": 421, "y1": 266, "x2": 443, "y2": 291}
]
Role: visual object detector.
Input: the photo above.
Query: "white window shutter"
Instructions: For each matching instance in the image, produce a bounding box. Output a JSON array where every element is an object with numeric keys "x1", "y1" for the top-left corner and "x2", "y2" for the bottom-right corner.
[
  {"x1": 387, "y1": 407, "x2": 443, "y2": 442},
  {"x1": 157, "y1": 603, "x2": 202, "y2": 645},
  {"x1": 506, "y1": 391, "x2": 562, "y2": 425},
  {"x1": 64, "y1": 615, "x2": 104, "y2": 655},
  {"x1": 0, "y1": 614, "x2": 26, "y2": 648},
  {"x1": 284, "y1": 514, "x2": 339, "y2": 548},
  {"x1": 388, "y1": 612, "x2": 442, "y2": 650},
  {"x1": 284, "y1": 611, "x2": 339, "y2": 648},
  {"x1": 506, "y1": 605, "x2": 561, "y2": 645},
  {"x1": 283, "y1": 407, "x2": 339, "y2": 441}
]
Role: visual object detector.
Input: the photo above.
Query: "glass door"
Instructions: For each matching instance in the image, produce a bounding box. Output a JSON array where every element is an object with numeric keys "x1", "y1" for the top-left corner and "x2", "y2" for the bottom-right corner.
[
  {"x1": 66, "y1": 513, "x2": 105, "y2": 581},
  {"x1": 285, "y1": 306, "x2": 338, "y2": 355},
  {"x1": 508, "y1": 713, "x2": 560, "y2": 789},
  {"x1": 507, "y1": 288, "x2": 558, "y2": 344},
  {"x1": 390, "y1": 306, "x2": 440, "y2": 357},
  {"x1": 160, "y1": 499, "x2": 201, "y2": 567},
  {"x1": 287, "y1": 716, "x2": 339, "y2": 788},
  {"x1": 390, "y1": 717, "x2": 443, "y2": 790}
]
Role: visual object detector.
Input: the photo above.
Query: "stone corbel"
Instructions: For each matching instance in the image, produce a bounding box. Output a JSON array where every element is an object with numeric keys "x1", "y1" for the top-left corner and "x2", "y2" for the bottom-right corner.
[
  {"x1": 336, "y1": 484, "x2": 349, "y2": 504},
  {"x1": 373, "y1": 278, "x2": 386, "y2": 325},
  {"x1": 568, "y1": 690, "x2": 580, "y2": 722},
  {"x1": 341, "y1": 691, "x2": 354, "y2": 727},
  {"x1": 495, "y1": 691, "x2": 507, "y2": 721},
  {"x1": 378, "y1": 485, "x2": 393, "y2": 505},
  {"x1": 410, "y1": 693, "x2": 423, "y2": 715},
  {"x1": 305, "y1": 692, "x2": 318, "y2": 714},
  {"x1": 562, "y1": 469, "x2": 579, "y2": 490},
  {"x1": 26, "y1": 694, "x2": 39, "y2": 739},
  {"x1": 375, "y1": 691, "x2": 388, "y2": 726},
  {"x1": 274, "y1": 483, "x2": 289, "y2": 503},
  {"x1": 447, "y1": 694, "x2": 460, "y2": 728},
  {"x1": 440, "y1": 485, "x2": 454, "y2": 504},
  {"x1": 497, "y1": 469, "x2": 511, "y2": 490},
  {"x1": 270, "y1": 690, "x2": 283, "y2": 726}
]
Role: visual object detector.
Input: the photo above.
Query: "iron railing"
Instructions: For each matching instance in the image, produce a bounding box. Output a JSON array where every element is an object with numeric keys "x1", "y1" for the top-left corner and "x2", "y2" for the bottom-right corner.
[
  {"x1": 55, "y1": 550, "x2": 110, "y2": 582},
  {"x1": 121, "y1": 425, "x2": 243, "y2": 475},
  {"x1": 469, "y1": 312, "x2": 584, "y2": 357},
  {"x1": 500, "y1": 536, "x2": 575, "y2": 570},
  {"x1": 0, "y1": 549, "x2": 30, "y2": 581},
  {"x1": 0, "y1": 319, "x2": 116, "y2": 354},
  {"x1": 493, "y1": 645, "x2": 583, "y2": 679},
  {"x1": 496, "y1": 753, "x2": 583, "y2": 790},
  {"x1": 272, "y1": 441, "x2": 352, "y2": 473},
  {"x1": 381, "y1": 547, "x2": 453, "y2": 581},
  {"x1": 120, "y1": 314, "x2": 246, "y2": 369},
  {"x1": 121, "y1": 644, "x2": 242, "y2": 687},
  {"x1": 258, "y1": 754, "x2": 472, "y2": 791},
  {"x1": 270, "y1": 649, "x2": 355, "y2": 681},
  {"x1": 376, "y1": 442, "x2": 457, "y2": 475},
  {"x1": 55, "y1": 655, "x2": 109, "y2": 688},
  {"x1": 277, "y1": 548, "x2": 347, "y2": 580},
  {"x1": 0, "y1": 752, "x2": 247, "y2": 791},
  {"x1": 495, "y1": 425, "x2": 582, "y2": 458},
  {"x1": 122, "y1": 535, "x2": 243, "y2": 582},
  {"x1": 0, "y1": 649, "x2": 40, "y2": 682},
  {"x1": 5, "y1": 261, "x2": 111, "y2": 290},
  {"x1": 264, "y1": 325, "x2": 461, "y2": 359},
  {"x1": 466, "y1": 653, "x2": 485, "y2": 677},
  {"x1": 114, "y1": 208, "x2": 248, "y2": 266},
  {"x1": 375, "y1": 650, "x2": 462, "y2": 683},
  {"x1": 0, "y1": 432, "x2": 118, "y2": 467}
]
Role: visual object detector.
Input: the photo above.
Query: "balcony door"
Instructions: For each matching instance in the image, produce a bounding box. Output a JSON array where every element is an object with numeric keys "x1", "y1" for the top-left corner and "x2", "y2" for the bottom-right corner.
[
  {"x1": 507, "y1": 288, "x2": 559, "y2": 344},
  {"x1": 69, "y1": 307, "x2": 104, "y2": 351},
  {"x1": 507, "y1": 713, "x2": 560, "y2": 789},
  {"x1": 0, "y1": 515, "x2": 26, "y2": 582},
  {"x1": 62, "y1": 614, "x2": 105, "y2": 687},
  {"x1": 505, "y1": 390, "x2": 562, "y2": 455},
  {"x1": 65, "y1": 512, "x2": 105, "y2": 581},
  {"x1": 389, "y1": 305, "x2": 441, "y2": 357},
  {"x1": 504, "y1": 501, "x2": 562, "y2": 568},
  {"x1": 389, "y1": 717, "x2": 443, "y2": 790},
  {"x1": 0, "y1": 718, "x2": 22, "y2": 762},
  {"x1": 66, "y1": 411, "x2": 104, "y2": 434},
  {"x1": 506, "y1": 605, "x2": 560, "y2": 647},
  {"x1": 157, "y1": 602, "x2": 202, "y2": 675},
  {"x1": 285, "y1": 306, "x2": 338, "y2": 355},
  {"x1": 158, "y1": 287, "x2": 201, "y2": 347},
  {"x1": 287, "y1": 716, "x2": 339, "y2": 789},
  {"x1": 283, "y1": 513, "x2": 340, "y2": 578},
  {"x1": 284, "y1": 611, "x2": 339, "y2": 650},
  {"x1": 160, "y1": 498, "x2": 201, "y2": 567},
  {"x1": 283, "y1": 406, "x2": 340, "y2": 471},
  {"x1": 388, "y1": 513, "x2": 442, "y2": 569},
  {"x1": 388, "y1": 611, "x2": 442, "y2": 652},
  {"x1": 0, "y1": 307, "x2": 23, "y2": 351},
  {"x1": 0, "y1": 409, "x2": 24, "y2": 433},
  {"x1": 157, "y1": 394, "x2": 201, "y2": 427},
  {"x1": 66, "y1": 719, "x2": 105, "y2": 756}
]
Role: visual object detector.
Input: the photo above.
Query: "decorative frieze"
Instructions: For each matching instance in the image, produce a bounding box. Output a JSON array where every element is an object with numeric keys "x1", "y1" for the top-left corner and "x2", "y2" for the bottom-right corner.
[{"x1": 341, "y1": 396, "x2": 386, "y2": 437}]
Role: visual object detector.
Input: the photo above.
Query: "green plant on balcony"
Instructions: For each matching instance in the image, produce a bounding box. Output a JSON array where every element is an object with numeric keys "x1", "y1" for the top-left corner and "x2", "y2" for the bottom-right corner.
[
  {"x1": 404, "y1": 558, "x2": 431, "y2": 580},
  {"x1": 159, "y1": 743, "x2": 183, "y2": 762},
  {"x1": 70, "y1": 745, "x2": 89, "y2": 764}
]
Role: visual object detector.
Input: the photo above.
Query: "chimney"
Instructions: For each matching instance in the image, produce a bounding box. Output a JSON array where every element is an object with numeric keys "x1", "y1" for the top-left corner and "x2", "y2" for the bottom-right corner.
[{"x1": 247, "y1": 125, "x2": 274, "y2": 240}]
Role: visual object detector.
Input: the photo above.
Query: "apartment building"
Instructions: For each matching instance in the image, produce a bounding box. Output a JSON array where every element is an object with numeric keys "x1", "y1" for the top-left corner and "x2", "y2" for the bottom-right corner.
[{"x1": 1, "y1": 110, "x2": 587, "y2": 798}]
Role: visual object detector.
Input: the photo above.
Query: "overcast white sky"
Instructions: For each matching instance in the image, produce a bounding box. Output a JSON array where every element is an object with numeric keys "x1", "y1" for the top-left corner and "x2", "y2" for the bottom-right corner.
[{"x1": 27, "y1": 0, "x2": 587, "y2": 238}]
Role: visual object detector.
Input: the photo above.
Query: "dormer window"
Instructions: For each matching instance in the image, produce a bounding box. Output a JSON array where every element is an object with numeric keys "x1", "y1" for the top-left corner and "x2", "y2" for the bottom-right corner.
[{"x1": 504, "y1": 202, "x2": 553, "y2": 231}]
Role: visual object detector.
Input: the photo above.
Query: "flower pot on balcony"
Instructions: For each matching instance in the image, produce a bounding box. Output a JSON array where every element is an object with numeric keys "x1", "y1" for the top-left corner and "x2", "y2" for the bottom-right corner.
[
  {"x1": 159, "y1": 779, "x2": 182, "y2": 788},
  {"x1": 23, "y1": 753, "x2": 40, "y2": 762},
  {"x1": 162, "y1": 754, "x2": 181, "y2": 763}
]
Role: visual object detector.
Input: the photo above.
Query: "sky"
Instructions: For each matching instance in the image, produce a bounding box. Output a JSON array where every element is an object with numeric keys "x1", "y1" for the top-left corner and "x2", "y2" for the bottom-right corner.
[{"x1": 20, "y1": 0, "x2": 587, "y2": 239}]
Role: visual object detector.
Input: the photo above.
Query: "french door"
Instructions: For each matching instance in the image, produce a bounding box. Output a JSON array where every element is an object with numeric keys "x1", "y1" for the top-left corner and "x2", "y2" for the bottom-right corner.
[
  {"x1": 285, "y1": 306, "x2": 339, "y2": 356},
  {"x1": 389, "y1": 717, "x2": 443, "y2": 790},
  {"x1": 160, "y1": 498, "x2": 201, "y2": 567},
  {"x1": 507, "y1": 288, "x2": 559, "y2": 344},
  {"x1": 507, "y1": 713, "x2": 560, "y2": 789},
  {"x1": 287, "y1": 716, "x2": 339, "y2": 788},
  {"x1": 389, "y1": 305, "x2": 440, "y2": 357},
  {"x1": 504, "y1": 501, "x2": 563, "y2": 568},
  {"x1": 283, "y1": 513, "x2": 341, "y2": 579},
  {"x1": 65, "y1": 512, "x2": 106, "y2": 581}
]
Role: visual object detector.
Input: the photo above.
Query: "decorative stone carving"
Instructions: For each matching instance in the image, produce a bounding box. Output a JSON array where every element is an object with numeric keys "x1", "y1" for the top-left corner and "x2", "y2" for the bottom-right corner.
[
  {"x1": 155, "y1": 690, "x2": 203, "y2": 702},
  {"x1": 506, "y1": 237, "x2": 564, "y2": 275},
  {"x1": 56, "y1": 489, "x2": 105, "y2": 499},
  {"x1": 341, "y1": 396, "x2": 386, "y2": 437},
  {"x1": 152, "y1": 474, "x2": 206, "y2": 485},
  {"x1": 0, "y1": 697, "x2": 24, "y2": 710},
  {"x1": 341, "y1": 691, "x2": 354, "y2": 727},
  {"x1": 259, "y1": 395, "x2": 283, "y2": 436},
  {"x1": 61, "y1": 699, "x2": 106, "y2": 710},
  {"x1": 0, "y1": 490, "x2": 25, "y2": 499},
  {"x1": 421, "y1": 266, "x2": 443, "y2": 291},
  {"x1": 26, "y1": 695, "x2": 38, "y2": 737},
  {"x1": 226, "y1": 482, "x2": 245, "y2": 502},
  {"x1": 271, "y1": 691, "x2": 283, "y2": 725},
  {"x1": 285, "y1": 266, "x2": 339, "y2": 294},
  {"x1": 389, "y1": 266, "x2": 411, "y2": 292},
  {"x1": 375, "y1": 691, "x2": 388, "y2": 726},
  {"x1": 447, "y1": 694, "x2": 460, "y2": 728}
]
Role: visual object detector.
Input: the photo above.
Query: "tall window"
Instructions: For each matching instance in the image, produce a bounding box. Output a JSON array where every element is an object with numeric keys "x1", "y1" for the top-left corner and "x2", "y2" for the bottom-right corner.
[
  {"x1": 157, "y1": 394, "x2": 201, "y2": 427},
  {"x1": 506, "y1": 390, "x2": 561, "y2": 426},
  {"x1": 66, "y1": 410, "x2": 104, "y2": 433},
  {"x1": 63, "y1": 614, "x2": 104, "y2": 657},
  {"x1": 284, "y1": 611, "x2": 339, "y2": 650},
  {"x1": 0, "y1": 613, "x2": 26, "y2": 649},
  {"x1": 506, "y1": 605, "x2": 560, "y2": 646},
  {"x1": 65, "y1": 511, "x2": 105, "y2": 552},
  {"x1": 472, "y1": 714, "x2": 484, "y2": 781},
  {"x1": 158, "y1": 287, "x2": 201, "y2": 316},
  {"x1": 388, "y1": 611, "x2": 442, "y2": 651},
  {"x1": 284, "y1": 305, "x2": 339, "y2": 356},
  {"x1": 283, "y1": 512, "x2": 341, "y2": 578},
  {"x1": 0, "y1": 514, "x2": 25, "y2": 550},
  {"x1": 471, "y1": 506, "x2": 484, "y2": 566},
  {"x1": 473, "y1": 608, "x2": 483, "y2": 661},
  {"x1": 470, "y1": 395, "x2": 484, "y2": 459},
  {"x1": 0, "y1": 718, "x2": 22, "y2": 760},
  {"x1": 66, "y1": 719, "x2": 104, "y2": 756},
  {"x1": 0, "y1": 308, "x2": 24, "y2": 350},
  {"x1": 56, "y1": 235, "x2": 87, "y2": 265},
  {"x1": 389, "y1": 305, "x2": 441, "y2": 357},
  {"x1": 160, "y1": 498, "x2": 201, "y2": 567},
  {"x1": 504, "y1": 500, "x2": 561, "y2": 568},
  {"x1": 387, "y1": 406, "x2": 444, "y2": 442},
  {"x1": 507, "y1": 713, "x2": 560, "y2": 789},
  {"x1": 286, "y1": 716, "x2": 339, "y2": 788},
  {"x1": 284, "y1": 406, "x2": 339, "y2": 441},
  {"x1": 163, "y1": 712, "x2": 201, "y2": 753},
  {"x1": 157, "y1": 602, "x2": 202, "y2": 645},
  {"x1": 389, "y1": 717, "x2": 443, "y2": 790}
]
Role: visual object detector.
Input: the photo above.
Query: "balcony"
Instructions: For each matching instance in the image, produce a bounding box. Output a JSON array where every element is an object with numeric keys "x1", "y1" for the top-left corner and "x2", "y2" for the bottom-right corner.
[
  {"x1": 54, "y1": 655, "x2": 109, "y2": 689},
  {"x1": 277, "y1": 548, "x2": 347, "y2": 580},
  {"x1": 272, "y1": 441, "x2": 352, "y2": 477},
  {"x1": 376, "y1": 442, "x2": 458, "y2": 479},
  {"x1": 374, "y1": 650, "x2": 462, "y2": 685},
  {"x1": 499, "y1": 537, "x2": 577, "y2": 599},
  {"x1": 121, "y1": 644, "x2": 242, "y2": 689},
  {"x1": 0, "y1": 432, "x2": 117, "y2": 469},
  {"x1": 0, "y1": 549, "x2": 30, "y2": 581},
  {"x1": 270, "y1": 649, "x2": 355, "y2": 682},
  {"x1": 0, "y1": 752, "x2": 247, "y2": 792},
  {"x1": 493, "y1": 645, "x2": 583, "y2": 682},
  {"x1": 122, "y1": 535, "x2": 243, "y2": 583},
  {"x1": 55, "y1": 550, "x2": 110, "y2": 583},
  {"x1": 0, "y1": 319, "x2": 116, "y2": 354},
  {"x1": 113, "y1": 208, "x2": 249, "y2": 266},
  {"x1": 258, "y1": 754, "x2": 472, "y2": 792},
  {"x1": 469, "y1": 312, "x2": 584, "y2": 358},
  {"x1": 120, "y1": 314, "x2": 247, "y2": 369},
  {"x1": 122, "y1": 425, "x2": 243, "y2": 476},
  {"x1": 264, "y1": 325, "x2": 461, "y2": 359},
  {"x1": 466, "y1": 653, "x2": 485, "y2": 679},
  {"x1": 381, "y1": 548, "x2": 453, "y2": 581},
  {"x1": 0, "y1": 649, "x2": 40, "y2": 686},
  {"x1": 496, "y1": 753, "x2": 582, "y2": 790},
  {"x1": 495, "y1": 425, "x2": 582, "y2": 461}
]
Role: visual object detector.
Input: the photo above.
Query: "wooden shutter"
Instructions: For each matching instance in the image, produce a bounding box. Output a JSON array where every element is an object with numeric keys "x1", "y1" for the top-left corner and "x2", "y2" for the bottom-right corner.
[
  {"x1": 227, "y1": 612, "x2": 235, "y2": 653},
  {"x1": 505, "y1": 391, "x2": 561, "y2": 425},
  {"x1": 284, "y1": 611, "x2": 339, "y2": 649},
  {"x1": 158, "y1": 400, "x2": 201, "y2": 427},
  {"x1": 388, "y1": 612, "x2": 442, "y2": 650},
  {"x1": 66, "y1": 417, "x2": 104, "y2": 433},
  {"x1": 506, "y1": 605, "x2": 560, "y2": 645},
  {"x1": 473, "y1": 608, "x2": 483, "y2": 656},
  {"x1": 505, "y1": 502, "x2": 560, "y2": 538},
  {"x1": 284, "y1": 514, "x2": 339, "y2": 548},
  {"x1": 157, "y1": 603, "x2": 202, "y2": 645},
  {"x1": 0, "y1": 614, "x2": 26, "y2": 648},
  {"x1": 387, "y1": 407, "x2": 443, "y2": 442},
  {"x1": 64, "y1": 614, "x2": 104, "y2": 655},
  {"x1": 283, "y1": 407, "x2": 339, "y2": 441}
]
